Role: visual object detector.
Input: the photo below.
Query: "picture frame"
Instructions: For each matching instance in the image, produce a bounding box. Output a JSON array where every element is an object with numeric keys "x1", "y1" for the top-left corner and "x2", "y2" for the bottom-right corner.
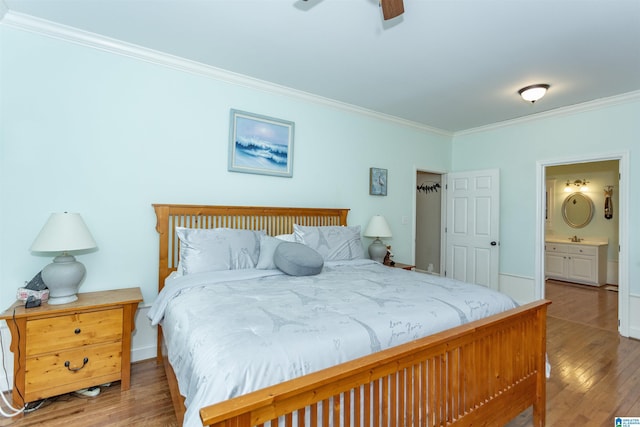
[
  {"x1": 228, "y1": 109, "x2": 295, "y2": 177},
  {"x1": 369, "y1": 167, "x2": 388, "y2": 196}
]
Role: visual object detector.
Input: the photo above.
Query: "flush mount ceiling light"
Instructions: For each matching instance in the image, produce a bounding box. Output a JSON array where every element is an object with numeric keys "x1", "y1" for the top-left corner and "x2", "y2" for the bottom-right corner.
[{"x1": 518, "y1": 84, "x2": 550, "y2": 103}]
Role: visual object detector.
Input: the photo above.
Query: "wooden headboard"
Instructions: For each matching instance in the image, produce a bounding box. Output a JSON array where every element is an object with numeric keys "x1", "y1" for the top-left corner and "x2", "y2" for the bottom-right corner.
[
  {"x1": 151, "y1": 204, "x2": 350, "y2": 402},
  {"x1": 153, "y1": 204, "x2": 350, "y2": 293}
]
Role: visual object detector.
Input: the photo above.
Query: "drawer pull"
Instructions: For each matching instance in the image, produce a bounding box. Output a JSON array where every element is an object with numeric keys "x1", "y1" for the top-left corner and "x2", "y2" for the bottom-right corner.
[
  {"x1": 74, "y1": 328, "x2": 81, "y2": 334},
  {"x1": 64, "y1": 357, "x2": 89, "y2": 372}
]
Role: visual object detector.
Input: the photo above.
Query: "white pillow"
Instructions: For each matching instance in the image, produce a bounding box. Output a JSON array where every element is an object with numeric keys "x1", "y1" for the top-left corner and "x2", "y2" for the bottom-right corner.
[
  {"x1": 293, "y1": 224, "x2": 364, "y2": 261},
  {"x1": 275, "y1": 233, "x2": 296, "y2": 242},
  {"x1": 176, "y1": 227, "x2": 264, "y2": 274},
  {"x1": 256, "y1": 234, "x2": 284, "y2": 269}
]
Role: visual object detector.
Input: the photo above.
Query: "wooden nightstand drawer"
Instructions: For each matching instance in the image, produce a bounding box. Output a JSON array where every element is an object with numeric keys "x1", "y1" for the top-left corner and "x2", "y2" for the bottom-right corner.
[
  {"x1": 0, "y1": 287, "x2": 143, "y2": 408},
  {"x1": 26, "y1": 308, "x2": 123, "y2": 355},
  {"x1": 25, "y1": 341, "x2": 122, "y2": 402}
]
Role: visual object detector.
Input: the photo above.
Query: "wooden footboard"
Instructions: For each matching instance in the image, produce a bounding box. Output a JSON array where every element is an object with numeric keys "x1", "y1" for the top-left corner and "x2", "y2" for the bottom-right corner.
[
  {"x1": 153, "y1": 204, "x2": 549, "y2": 427},
  {"x1": 200, "y1": 300, "x2": 549, "y2": 427}
]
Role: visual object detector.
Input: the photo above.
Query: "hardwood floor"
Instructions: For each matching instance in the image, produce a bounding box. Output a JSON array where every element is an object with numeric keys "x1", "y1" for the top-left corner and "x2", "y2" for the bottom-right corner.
[
  {"x1": 545, "y1": 279, "x2": 618, "y2": 331},
  {"x1": 2, "y1": 280, "x2": 637, "y2": 426},
  {"x1": 506, "y1": 280, "x2": 639, "y2": 427},
  {"x1": 0, "y1": 361, "x2": 178, "y2": 426}
]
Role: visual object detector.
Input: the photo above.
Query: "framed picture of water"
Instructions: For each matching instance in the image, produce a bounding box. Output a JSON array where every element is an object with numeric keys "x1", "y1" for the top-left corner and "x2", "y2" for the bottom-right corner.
[{"x1": 228, "y1": 109, "x2": 295, "y2": 177}]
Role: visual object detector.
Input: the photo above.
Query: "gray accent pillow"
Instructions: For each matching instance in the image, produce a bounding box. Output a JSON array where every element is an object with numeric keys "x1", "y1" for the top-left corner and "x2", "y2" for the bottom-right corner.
[{"x1": 274, "y1": 242, "x2": 324, "y2": 276}]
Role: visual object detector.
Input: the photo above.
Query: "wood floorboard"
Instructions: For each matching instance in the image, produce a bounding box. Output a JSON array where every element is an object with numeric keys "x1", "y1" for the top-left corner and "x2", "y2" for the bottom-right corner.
[
  {"x1": 2, "y1": 280, "x2": 637, "y2": 426},
  {"x1": 506, "y1": 280, "x2": 639, "y2": 427},
  {"x1": 0, "y1": 360, "x2": 178, "y2": 427}
]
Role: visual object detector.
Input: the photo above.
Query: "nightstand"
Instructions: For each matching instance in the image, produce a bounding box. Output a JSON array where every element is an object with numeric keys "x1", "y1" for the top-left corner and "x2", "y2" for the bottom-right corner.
[
  {"x1": 386, "y1": 262, "x2": 416, "y2": 271},
  {"x1": 0, "y1": 287, "x2": 142, "y2": 408}
]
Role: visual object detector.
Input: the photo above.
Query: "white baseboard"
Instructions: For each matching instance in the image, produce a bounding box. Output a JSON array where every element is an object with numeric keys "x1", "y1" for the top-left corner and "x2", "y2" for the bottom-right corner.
[
  {"x1": 131, "y1": 346, "x2": 157, "y2": 363},
  {"x1": 629, "y1": 294, "x2": 640, "y2": 340},
  {"x1": 607, "y1": 260, "x2": 619, "y2": 285},
  {"x1": 132, "y1": 305, "x2": 157, "y2": 363},
  {"x1": 499, "y1": 273, "x2": 536, "y2": 305}
]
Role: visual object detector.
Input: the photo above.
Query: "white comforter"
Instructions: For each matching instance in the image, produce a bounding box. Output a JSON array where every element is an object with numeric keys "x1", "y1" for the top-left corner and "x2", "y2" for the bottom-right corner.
[{"x1": 148, "y1": 259, "x2": 517, "y2": 427}]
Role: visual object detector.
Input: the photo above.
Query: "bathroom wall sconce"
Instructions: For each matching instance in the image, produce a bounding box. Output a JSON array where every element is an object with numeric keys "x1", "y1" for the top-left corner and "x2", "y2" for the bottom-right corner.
[
  {"x1": 564, "y1": 179, "x2": 589, "y2": 193},
  {"x1": 518, "y1": 84, "x2": 550, "y2": 103}
]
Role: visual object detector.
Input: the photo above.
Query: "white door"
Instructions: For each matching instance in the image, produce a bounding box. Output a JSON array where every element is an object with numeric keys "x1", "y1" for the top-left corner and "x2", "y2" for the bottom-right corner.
[{"x1": 445, "y1": 169, "x2": 500, "y2": 289}]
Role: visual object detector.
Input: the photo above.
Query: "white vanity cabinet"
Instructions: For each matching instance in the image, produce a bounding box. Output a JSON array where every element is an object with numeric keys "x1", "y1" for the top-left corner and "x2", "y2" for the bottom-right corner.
[{"x1": 545, "y1": 241, "x2": 608, "y2": 286}]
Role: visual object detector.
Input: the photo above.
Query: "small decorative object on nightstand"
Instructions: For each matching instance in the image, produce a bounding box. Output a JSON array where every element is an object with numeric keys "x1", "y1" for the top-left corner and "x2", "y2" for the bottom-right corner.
[
  {"x1": 0, "y1": 287, "x2": 143, "y2": 409},
  {"x1": 364, "y1": 215, "x2": 392, "y2": 263},
  {"x1": 383, "y1": 245, "x2": 394, "y2": 266}
]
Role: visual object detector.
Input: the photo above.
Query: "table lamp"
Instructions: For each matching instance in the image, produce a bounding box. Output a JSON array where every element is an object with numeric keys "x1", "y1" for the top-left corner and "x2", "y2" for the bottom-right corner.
[
  {"x1": 30, "y1": 212, "x2": 97, "y2": 305},
  {"x1": 363, "y1": 215, "x2": 392, "y2": 263}
]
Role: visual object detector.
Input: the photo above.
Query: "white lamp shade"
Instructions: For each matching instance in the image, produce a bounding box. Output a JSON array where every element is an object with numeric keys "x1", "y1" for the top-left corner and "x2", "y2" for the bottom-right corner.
[
  {"x1": 31, "y1": 212, "x2": 97, "y2": 252},
  {"x1": 364, "y1": 215, "x2": 392, "y2": 238}
]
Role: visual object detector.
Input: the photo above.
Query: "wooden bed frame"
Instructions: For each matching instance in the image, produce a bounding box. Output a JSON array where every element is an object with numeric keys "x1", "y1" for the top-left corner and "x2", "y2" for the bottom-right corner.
[{"x1": 153, "y1": 204, "x2": 549, "y2": 427}]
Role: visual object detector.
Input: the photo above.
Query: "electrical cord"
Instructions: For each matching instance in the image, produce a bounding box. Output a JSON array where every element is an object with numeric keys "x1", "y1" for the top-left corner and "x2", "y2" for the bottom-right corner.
[
  {"x1": 24, "y1": 398, "x2": 47, "y2": 413},
  {"x1": 0, "y1": 309, "x2": 25, "y2": 417},
  {"x1": 12, "y1": 309, "x2": 26, "y2": 406}
]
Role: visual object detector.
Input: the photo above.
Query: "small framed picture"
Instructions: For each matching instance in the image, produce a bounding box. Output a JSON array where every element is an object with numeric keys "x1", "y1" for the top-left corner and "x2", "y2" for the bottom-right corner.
[
  {"x1": 369, "y1": 167, "x2": 388, "y2": 196},
  {"x1": 228, "y1": 109, "x2": 295, "y2": 177}
]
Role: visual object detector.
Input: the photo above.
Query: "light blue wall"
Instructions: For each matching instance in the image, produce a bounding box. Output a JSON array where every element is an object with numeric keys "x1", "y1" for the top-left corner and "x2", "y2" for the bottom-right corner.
[
  {"x1": 2, "y1": 23, "x2": 639, "y2": 310},
  {"x1": 451, "y1": 100, "x2": 640, "y2": 292},
  {"x1": 0, "y1": 26, "x2": 452, "y2": 306}
]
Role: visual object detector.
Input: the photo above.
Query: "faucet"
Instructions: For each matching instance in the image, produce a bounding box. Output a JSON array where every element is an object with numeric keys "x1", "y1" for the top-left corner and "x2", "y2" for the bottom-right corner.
[{"x1": 569, "y1": 235, "x2": 582, "y2": 242}]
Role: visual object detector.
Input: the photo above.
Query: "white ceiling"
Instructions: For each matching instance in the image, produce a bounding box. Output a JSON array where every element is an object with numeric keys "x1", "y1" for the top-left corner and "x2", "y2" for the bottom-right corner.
[{"x1": 3, "y1": 0, "x2": 640, "y2": 132}]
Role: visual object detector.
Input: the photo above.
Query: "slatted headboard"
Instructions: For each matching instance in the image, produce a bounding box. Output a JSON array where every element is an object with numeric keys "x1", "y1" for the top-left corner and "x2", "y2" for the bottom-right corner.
[
  {"x1": 152, "y1": 204, "x2": 350, "y2": 293},
  {"x1": 151, "y1": 204, "x2": 350, "y2": 402}
]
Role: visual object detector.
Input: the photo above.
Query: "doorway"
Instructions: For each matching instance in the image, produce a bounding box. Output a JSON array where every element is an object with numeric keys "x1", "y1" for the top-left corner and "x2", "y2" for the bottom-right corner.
[
  {"x1": 415, "y1": 168, "x2": 501, "y2": 290},
  {"x1": 415, "y1": 170, "x2": 443, "y2": 274},
  {"x1": 538, "y1": 153, "x2": 629, "y2": 336}
]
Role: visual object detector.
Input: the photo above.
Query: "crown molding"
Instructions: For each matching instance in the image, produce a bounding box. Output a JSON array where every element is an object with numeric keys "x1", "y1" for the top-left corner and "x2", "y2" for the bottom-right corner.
[
  {"x1": 1, "y1": 11, "x2": 451, "y2": 137},
  {"x1": 4, "y1": 10, "x2": 636, "y2": 138},
  {"x1": 455, "y1": 90, "x2": 640, "y2": 137}
]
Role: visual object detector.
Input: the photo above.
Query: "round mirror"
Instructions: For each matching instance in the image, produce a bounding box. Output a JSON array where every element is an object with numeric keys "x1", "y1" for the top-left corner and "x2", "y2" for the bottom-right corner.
[{"x1": 562, "y1": 193, "x2": 594, "y2": 228}]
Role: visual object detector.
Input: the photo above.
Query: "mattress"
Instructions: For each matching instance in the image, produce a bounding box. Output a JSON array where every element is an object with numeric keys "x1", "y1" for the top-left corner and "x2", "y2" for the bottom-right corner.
[{"x1": 148, "y1": 259, "x2": 517, "y2": 427}]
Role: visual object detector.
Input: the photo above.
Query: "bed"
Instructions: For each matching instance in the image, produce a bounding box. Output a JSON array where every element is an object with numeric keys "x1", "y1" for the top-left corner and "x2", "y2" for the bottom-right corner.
[{"x1": 150, "y1": 204, "x2": 549, "y2": 427}]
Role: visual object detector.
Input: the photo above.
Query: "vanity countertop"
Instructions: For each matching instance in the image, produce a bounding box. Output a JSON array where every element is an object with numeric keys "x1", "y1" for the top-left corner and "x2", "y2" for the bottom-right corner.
[{"x1": 545, "y1": 237, "x2": 608, "y2": 246}]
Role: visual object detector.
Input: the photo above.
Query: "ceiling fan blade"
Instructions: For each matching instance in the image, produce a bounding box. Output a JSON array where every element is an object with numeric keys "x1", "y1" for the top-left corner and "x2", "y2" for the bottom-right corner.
[{"x1": 380, "y1": 0, "x2": 404, "y2": 20}]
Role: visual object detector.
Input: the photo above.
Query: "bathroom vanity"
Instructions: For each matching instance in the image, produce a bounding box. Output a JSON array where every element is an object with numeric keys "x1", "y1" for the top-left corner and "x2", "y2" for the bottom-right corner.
[{"x1": 545, "y1": 240, "x2": 608, "y2": 286}]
